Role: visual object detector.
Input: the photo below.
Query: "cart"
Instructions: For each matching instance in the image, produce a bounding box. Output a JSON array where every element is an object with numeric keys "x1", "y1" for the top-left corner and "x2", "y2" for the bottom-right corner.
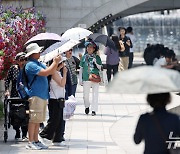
[{"x1": 3, "y1": 97, "x2": 29, "y2": 142}]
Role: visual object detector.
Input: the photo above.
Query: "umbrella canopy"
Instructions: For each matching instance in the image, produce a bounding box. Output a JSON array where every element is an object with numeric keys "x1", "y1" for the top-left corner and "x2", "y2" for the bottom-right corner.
[
  {"x1": 61, "y1": 27, "x2": 92, "y2": 41},
  {"x1": 107, "y1": 66, "x2": 180, "y2": 94},
  {"x1": 88, "y1": 33, "x2": 116, "y2": 50},
  {"x1": 24, "y1": 32, "x2": 61, "y2": 49},
  {"x1": 40, "y1": 39, "x2": 80, "y2": 63}
]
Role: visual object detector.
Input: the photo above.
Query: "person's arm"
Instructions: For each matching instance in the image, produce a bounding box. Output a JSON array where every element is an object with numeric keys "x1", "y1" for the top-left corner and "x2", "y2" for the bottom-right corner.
[
  {"x1": 38, "y1": 55, "x2": 61, "y2": 76},
  {"x1": 73, "y1": 56, "x2": 80, "y2": 69},
  {"x1": 52, "y1": 66, "x2": 67, "y2": 87},
  {"x1": 79, "y1": 67, "x2": 83, "y2": 85},
  {"x1": 93, "y1": 55, "x2": 102, "y2": 70}
]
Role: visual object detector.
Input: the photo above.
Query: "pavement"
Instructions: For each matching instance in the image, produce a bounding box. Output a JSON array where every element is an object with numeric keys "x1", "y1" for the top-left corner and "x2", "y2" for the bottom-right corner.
[{"x1": 0, "y1": 53, "x2": 179, "y2": 154}]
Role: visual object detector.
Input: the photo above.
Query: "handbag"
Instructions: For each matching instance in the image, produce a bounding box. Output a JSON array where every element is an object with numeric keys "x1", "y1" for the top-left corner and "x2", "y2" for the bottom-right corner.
[
  {"x1": 63, "y1": 95, "x2": 77, "y2": 120},
  {"x1": 89, "y1": 73, "x2": 101, "y2": 83},
  {"x1": 150, "y1": 113, "x2": 180, "y2": 154}
]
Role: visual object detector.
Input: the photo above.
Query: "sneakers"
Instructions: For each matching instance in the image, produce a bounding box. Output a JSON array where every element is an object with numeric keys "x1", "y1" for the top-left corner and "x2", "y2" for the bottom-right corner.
[
  {"x1": 92, "y1": 111, "x2": 96, "y2": 116},
  {"x1": 26, "y1": 141, "x2": 48, "y2": 150},
  {"x1": 35, "y1": 141, "x2": 48, "y2": 149},
  {"x1": 26, "y1": 142, "x2": 42, "y2": 150},
  {"x1": 85, "y1": 107, "x2": 89, "y2": 114},
  {"x1": 52, "y1": 142, "x2": 66, "y2": 146},
  {"x1": 22, "y1": 136, "x2": 28, "y2": 142}
]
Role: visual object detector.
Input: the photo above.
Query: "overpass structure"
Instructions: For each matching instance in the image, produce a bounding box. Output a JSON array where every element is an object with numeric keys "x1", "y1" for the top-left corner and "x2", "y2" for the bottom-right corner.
[{"x1": 2, "y1": 0, "x2": 180, "y2": 35}]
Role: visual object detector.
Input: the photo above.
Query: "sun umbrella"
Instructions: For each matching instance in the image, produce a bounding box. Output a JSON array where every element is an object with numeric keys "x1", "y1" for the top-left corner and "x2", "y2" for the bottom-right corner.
[
  {"x1": 61, "y1": 27, "x2": 92, "y2": 41},
  {"x1": 40, "y1": 39, "x2": 80, "y2": 63},
  {"x1": 24, "y1": 32, "x2": 61, "y2": 49},
  {"x1": 88, "y1": 33, "x2": 116, "y2": 50},
  {"x1": 107, "y1": 66, "x2": 180, "y2": 94}
]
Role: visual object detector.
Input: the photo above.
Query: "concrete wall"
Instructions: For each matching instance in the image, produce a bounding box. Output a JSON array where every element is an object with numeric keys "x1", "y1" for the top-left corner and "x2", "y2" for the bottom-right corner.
[
  {"x1": 1, "y1": 0, "x2": 33, "y2": 8},
  {"x1": 2, "y1": 0, "x2": 180, "y2": 35}
]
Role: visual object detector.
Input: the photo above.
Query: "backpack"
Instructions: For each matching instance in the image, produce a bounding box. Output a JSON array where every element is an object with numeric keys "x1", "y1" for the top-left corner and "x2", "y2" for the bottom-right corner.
[{"x1": 16, "y1": 64, "x2": 37, "y2": 100}]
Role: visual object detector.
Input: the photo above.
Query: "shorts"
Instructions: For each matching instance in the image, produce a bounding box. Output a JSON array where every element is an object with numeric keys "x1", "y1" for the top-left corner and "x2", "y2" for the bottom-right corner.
[{"x1": 28, "y1": 96, "x2": 47, "y2": 123}]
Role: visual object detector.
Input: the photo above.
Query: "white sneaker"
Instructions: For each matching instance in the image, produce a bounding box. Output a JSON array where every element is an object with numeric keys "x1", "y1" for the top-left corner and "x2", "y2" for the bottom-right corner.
[
  {"x1": 22, "y1": 137, "x2": 28, "y2": 142},
  {"x1": 52, "y1": 142, "x2": 66, "y2": 146},
  {"x1": 35, "y1": 141, "x2": 48, "y2": 149},
  {"x1": 26, "y1": 142, "x2": 42, "y2": 150}
]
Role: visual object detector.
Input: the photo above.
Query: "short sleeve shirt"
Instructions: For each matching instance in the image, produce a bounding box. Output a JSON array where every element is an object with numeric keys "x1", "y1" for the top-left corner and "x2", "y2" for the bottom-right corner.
[
  {"x1": 79, "y1": 54, "x2": 102, "y2": 81},
  {"x1": 25, "y1": 58, "x2": 49, "y2": 99}
]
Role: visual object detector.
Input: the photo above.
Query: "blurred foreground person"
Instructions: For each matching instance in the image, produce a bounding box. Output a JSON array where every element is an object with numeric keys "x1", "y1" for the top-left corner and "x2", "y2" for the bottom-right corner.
[{"x1": 134, "y1": 93, "x2": 180, "y2": 154}]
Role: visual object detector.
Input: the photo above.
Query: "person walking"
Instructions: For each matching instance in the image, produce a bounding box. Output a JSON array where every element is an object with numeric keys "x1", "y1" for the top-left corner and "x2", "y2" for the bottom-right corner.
[
  {"x1": 126, "y1": 27, "x2": 136, "y2": 69},
  {"x1": 4, "y1": 52, "x2": 28, "y2": 140},
  {"x1": 104, "y1": 35, "x2": 120, "y2": 82},
  {"x1": 79, "y1": 40, "x2": 102, "y2": 116},
  {"x1": 134, "y1": 93, "x2": 180, "y2": 154},
  {"x1": 118, "y1": 27, "x2": 132, "y2": 71},
  {"x1": 24, "y1": 43, "x2": 61, "y2": 150},
  {"x1": 65, "y1": 49, "x2": 80, "y2": 97},
  {"x1": 40, "y1": 58, "x2": 67, "y2": 146}
]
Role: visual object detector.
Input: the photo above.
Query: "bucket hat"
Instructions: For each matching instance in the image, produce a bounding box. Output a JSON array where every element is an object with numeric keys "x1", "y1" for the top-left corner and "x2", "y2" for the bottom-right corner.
[
  {"x1": 25, "y1": 43, "x2": 44, "y2": 57},
  {"x1": 15, "y1": 52, "x2": 26, "y2": 61}
]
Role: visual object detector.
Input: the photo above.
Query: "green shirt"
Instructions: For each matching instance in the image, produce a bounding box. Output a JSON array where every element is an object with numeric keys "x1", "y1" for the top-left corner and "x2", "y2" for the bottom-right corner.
[{"x1": 80, "y1": 54, "x2": 102, "y2": 81}]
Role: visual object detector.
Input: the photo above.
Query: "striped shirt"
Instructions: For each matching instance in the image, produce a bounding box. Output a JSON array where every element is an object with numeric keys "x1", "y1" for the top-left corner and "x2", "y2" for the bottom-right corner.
[{"x1": 65, "y1": 57, "x2": 78, "y2": 85}]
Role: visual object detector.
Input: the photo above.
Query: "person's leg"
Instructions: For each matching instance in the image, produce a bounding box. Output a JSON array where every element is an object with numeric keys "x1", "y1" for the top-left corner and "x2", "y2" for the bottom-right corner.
[
  {"x1": 119, "y1": 57, "x2": 125, "y2": 71},
  {"x1": 40, "y1": 100, "x2": 59, "y2": 140},
  {"x1": 21, "y1": 125, "x2": 28, "y2": 138},
  {"x1": 128, "y1": 52, "x2": 134, "y2": 68},
  {"x1": 124, "y1": 57, "x2": 129, "y2": 70},
  {"x1": 71, "y1": 84, "x2": 77, "y2": 97},
  {"x1": 34, "y1": 123, "x2": 40, "y2": 142},
  {"x1": 28, "y1": 97, "x2": 47, "y2": 142},
  {"x1": 28, "y1": 122, "x2": 36, "y2": 142},
  {"x1": 112, "y1": 64, "x2": 119, "y2": 77},
  {"x1": 91, "y1": 82, "x2": 99, "y2": 114},
  {"x1": 83, "y1": 81, "x2": 91, "y2": 109},
  {"x1": 106, "y1": 64, "x2": 112, "y2": 82},
  {"x1": 13, "y1": 125, "x2": 21, "y2": 139},
  {"x1": 52, "y1": 108, "x2": 63, "y2": 143}
]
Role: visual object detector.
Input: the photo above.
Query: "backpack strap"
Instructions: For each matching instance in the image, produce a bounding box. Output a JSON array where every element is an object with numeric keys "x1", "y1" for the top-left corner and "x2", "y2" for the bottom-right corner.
[{"x1": 22, "y1": 64, "x2": 37, "y2": 89}]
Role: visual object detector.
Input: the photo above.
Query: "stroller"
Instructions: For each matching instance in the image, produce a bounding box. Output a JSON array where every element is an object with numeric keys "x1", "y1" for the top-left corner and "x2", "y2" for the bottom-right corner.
[{"x1": 3, "y1": 96, "x2": 29, "y2": 142}]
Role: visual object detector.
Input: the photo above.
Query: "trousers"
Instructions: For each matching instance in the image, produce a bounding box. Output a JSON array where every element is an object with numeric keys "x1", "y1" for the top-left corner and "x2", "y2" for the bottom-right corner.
[{"x1": 83, "y1": 81, "x2": 99, "y2": 112}]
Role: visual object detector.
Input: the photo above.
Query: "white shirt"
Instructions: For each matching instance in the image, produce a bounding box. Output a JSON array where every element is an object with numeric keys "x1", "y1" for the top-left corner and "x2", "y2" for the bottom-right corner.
[
  {"x1": 126, "y1": 33, "x2": 136, "y2": 53},
  {"x1": 154, "y1": 57, "x2": 167, "y2": 67},
  {"x1": 49, "y1": 71, "x2": 65, "y2": 98}
]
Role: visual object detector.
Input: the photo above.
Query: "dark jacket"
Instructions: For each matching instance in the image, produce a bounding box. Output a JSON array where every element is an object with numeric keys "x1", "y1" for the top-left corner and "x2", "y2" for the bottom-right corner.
[
  {"x1": 119, "y1": 35, "x2": 132, "y2": 57},
  {"x1": 134, "y1": 108, "x2": 180, "y2": 154}
]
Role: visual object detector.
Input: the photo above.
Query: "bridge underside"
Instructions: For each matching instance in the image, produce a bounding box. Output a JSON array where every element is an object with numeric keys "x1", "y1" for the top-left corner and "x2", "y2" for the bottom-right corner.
[{"x1": 77, "y1": 0, "x2": 180, "y2": 32}]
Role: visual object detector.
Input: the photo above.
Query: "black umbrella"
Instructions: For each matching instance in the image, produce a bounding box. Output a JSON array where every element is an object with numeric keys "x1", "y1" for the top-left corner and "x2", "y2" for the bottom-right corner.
[{"x1": 88, "y1": 33, "x2": 116, "y2": 50}]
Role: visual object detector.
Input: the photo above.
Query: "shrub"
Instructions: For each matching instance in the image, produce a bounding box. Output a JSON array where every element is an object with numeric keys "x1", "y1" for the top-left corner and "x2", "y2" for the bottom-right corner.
[{"x1": 0, "y1": 5, "x2": 46, "y2": 79}]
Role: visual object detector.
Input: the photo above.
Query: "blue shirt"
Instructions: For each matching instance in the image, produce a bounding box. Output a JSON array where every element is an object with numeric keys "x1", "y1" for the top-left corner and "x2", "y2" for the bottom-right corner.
[{"x1": 25, "y1": 58, "x2": 49, "y2": 99}]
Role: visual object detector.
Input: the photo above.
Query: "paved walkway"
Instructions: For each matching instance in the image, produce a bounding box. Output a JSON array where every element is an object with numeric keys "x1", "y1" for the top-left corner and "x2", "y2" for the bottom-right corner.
[{"x1": 0, "y1": 54, "x2": 179, "y2": 154}]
